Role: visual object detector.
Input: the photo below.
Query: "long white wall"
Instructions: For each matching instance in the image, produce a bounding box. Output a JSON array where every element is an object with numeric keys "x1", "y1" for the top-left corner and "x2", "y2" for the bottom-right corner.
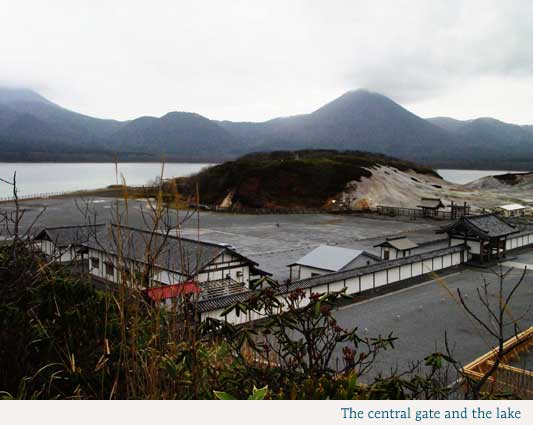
[
  {"x1": 450, "y1": 231, "x2": 533, "y2": 255},
  {"x1": 506, "y1": 231, "x2": 533, "y2": 251},
  {"x1": 202, "y1": 246, "x2": 468, "y2": 325}
]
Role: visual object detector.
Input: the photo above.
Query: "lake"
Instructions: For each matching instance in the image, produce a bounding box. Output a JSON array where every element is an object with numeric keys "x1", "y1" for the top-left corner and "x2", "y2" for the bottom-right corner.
[
  {"x1": 436, "y1": 169, "x2": 527, "y2": 185},
  {"x1": 0, "y1": 162, "x2": 212, "y2": 198},
  {"x1": 0, "y1": 163, "x2": 526, "y2": 199}
]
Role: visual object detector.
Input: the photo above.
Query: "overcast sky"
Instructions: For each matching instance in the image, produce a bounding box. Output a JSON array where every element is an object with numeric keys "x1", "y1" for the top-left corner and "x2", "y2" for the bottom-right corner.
[{"x1": 2, "y1": 1, "x2": 533, "y2": 123}]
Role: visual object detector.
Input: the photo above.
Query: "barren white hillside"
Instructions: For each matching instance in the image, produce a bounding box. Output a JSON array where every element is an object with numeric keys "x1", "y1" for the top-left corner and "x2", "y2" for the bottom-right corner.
[{"x1": 339, "y1": 166, "x2": 533, "y2": 212}]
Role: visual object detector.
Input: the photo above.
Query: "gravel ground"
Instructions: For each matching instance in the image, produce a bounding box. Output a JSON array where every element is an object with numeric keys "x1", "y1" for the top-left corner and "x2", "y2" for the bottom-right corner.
[{"x1": 1, "y1": 196, "x2": 445, "y2": 280}]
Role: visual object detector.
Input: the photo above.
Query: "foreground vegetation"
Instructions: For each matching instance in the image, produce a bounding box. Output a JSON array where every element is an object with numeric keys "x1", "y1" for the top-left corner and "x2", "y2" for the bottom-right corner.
[
  {"x1": 3, "y1": 239, "x2": 524, "y2": 400},
  {"x1": 0, "y1": 240, "x2": 460, "y2": 399}
]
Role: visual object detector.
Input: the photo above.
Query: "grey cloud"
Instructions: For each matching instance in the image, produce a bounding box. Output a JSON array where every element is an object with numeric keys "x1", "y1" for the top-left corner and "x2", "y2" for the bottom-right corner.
[{"x1": 1, "y1": 0, "x2": 532, "y2": 122}]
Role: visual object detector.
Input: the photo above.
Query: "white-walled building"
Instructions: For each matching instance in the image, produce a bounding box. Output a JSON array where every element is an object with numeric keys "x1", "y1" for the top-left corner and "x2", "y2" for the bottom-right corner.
[
  {"x1": 83, "y1": 224, "x2": 266, "y2": 288},
  {"x1": 287, "y1": 245, "x2": 381, "y2": 281},
  {"x1": 35, "y1": 223, "x2": 267, "y2": 292},
  {"x1": 35, "y1": 223, "x2": 269, "y2": 319},
  {"x1": 374, "y1": 236, "x2": 419, "y2": 260}
]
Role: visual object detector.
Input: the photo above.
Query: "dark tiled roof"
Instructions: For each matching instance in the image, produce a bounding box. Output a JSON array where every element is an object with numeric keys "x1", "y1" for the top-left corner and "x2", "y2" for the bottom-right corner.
[
  {"x1": 35, "y1": 224, "x2": 105, "y2": 247},
  {"x1": 196, "y1": 290, "x2": 254, "y2": 313},
  {"x1": 199, "y1": 278, "x2": 250, "y2": 300},
  {"x1": 441, "y1": 214, "x2": 518, "y2": 239},
  {"x1": 85, "y1": 224, "x2": 255, "y2": 276}
]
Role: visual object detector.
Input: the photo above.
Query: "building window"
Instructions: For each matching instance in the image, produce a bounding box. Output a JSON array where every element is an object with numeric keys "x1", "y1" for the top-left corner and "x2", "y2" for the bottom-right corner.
[
  {"x1": 105, "y1": 262, "x2": 114, "y2": 276},
  {"x1": 383, "y1": 248, "x2": 390, "y2": 260},
  {"x1": 90, "y1": 257, "x2": 100, "y2": 269}
]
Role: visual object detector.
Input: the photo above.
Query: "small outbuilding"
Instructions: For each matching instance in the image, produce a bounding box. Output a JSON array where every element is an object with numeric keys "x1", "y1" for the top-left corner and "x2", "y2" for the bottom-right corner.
[
  {"x1": 495, "y1": 204, "x2": 528, "y2": 218},
  {"x1": 374, "y1": 236, "x2": 419, "y2": 260},
  {"x1": 288, "y1": 245, "x2": 381, "y2": 281},
  {"x1": 417, "y1": 198, "x2": 446, "y2": 217}
]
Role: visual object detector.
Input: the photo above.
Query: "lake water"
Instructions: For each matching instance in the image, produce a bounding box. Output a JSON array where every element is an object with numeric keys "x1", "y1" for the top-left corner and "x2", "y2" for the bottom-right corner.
[
  {"x1": 0, "y1": 162, "x2": 212, "y2": 198},
  {"x1": 436, "y1": 169, "x2": 527, "y2": 185},
  {"x1": 0, "y1": 162, "x2": 526, "y2": 198}
]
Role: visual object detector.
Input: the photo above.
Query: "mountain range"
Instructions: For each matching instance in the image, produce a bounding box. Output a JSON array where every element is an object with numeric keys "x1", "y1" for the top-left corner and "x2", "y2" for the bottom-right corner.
[{"x1": 1, "y1": 86, "x2": 532, "y2": 169}]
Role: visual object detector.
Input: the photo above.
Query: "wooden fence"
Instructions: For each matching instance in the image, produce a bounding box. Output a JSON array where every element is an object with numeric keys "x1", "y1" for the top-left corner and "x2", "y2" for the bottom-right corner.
[{"x1": 377, "y1": 205, "x2": 454, "y2": 220}]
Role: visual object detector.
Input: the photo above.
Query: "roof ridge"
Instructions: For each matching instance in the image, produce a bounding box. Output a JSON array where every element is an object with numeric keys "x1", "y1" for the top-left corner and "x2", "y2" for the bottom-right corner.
[
  {"x1": 464, "y1": 215, "x2": 490, "y2": 234},
  {"x1": 43, "y1": 223, "x2": 106, "y2": 230},
  {"x1": 386, "y1": 235, "x2": 409, "y2": 241},
  {"x1": 466, "y1": 213, "x2": 494, "y2": 218},
  {"x1": 107, "y1": 223, "x2": 229, "y2": 248}
]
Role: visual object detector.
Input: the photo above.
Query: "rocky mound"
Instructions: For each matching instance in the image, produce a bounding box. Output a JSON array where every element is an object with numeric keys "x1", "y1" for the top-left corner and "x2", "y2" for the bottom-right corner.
[
  {"x1": 464, "y1": 172, "x2": 533, "y2": 191},
  {"x1": 182, "y1": 150, "x2": 440, "y2": 210}
]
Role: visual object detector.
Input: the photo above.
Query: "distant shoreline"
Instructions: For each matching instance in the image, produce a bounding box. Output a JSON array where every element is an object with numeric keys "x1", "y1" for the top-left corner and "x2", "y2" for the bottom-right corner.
[
  {"x1": 0, "y1": 160, "x2": 529, "y2": 172},
  {"x1": 436, "y1": 167, "x2": 531, "y2": 172},
  {"x1": 0, "y1": 159, "x2": 222, "y2": 164}
]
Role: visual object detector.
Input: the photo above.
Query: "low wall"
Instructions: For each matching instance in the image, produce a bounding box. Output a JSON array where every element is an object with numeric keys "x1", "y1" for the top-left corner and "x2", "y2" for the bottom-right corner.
[
  {"x1": 506, "y1": 230, "x2": 533, "y2": 251},
  {"x1": 201, "y1": 244, "x2": 469, "y2": 324}
]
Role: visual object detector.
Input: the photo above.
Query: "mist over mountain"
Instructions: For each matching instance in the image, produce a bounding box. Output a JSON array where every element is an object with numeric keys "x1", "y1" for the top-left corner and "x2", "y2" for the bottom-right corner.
[
  {"x1": 112, "y1": 112, "x2": 241, "y2": 160},
  {"x1": 428, "y1": 116, "x2": 533, "y2": 167},
  {"x1": 521, "y1": 125, "x2": 533, "y2": 135},
  {"x1": 1, "y1": 86, "x2": 532, "y2": 168},
  {"x1": 220, "y1": 90, "x2": 460, "y2": 164},
  {"x1": 426, "y1": 117, "x2": 468, "y2": 133},
  {"x1": 0, "y1": 87, "x2": 122, "y2": 145}
]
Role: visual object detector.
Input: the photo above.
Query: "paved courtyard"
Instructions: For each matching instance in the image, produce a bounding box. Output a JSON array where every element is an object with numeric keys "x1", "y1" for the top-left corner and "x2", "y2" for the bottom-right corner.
[{"x1": 332, "y1": 256, "x2": 533, "y2": 380}]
